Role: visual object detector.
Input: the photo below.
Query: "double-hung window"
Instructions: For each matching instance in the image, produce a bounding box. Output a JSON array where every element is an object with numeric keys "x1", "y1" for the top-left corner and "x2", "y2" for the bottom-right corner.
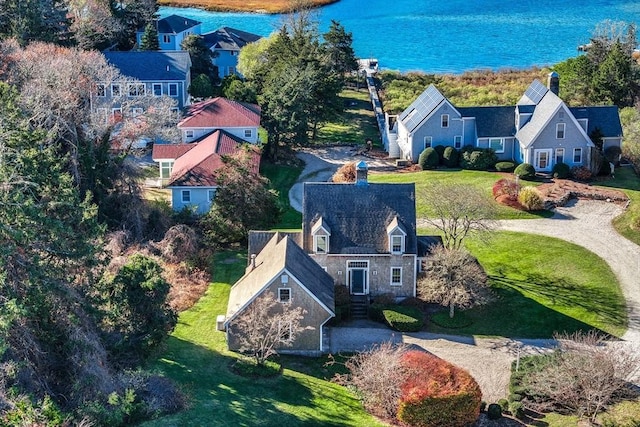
[
  {"x1": 168, "y1": 83, "x2": 178, "y2": 97},
  {"x1": 424, "y1": 136, "x2": 432, "y2": 150},
  {"x1": 556, "y1": 123, "x2": 565, "y2": 139},
  {"x1": 573, "y1": 148, "x2": 582, "y2": 163},
  {"x1": 278, "y1": 288, "x2": 291, "y2": 303},
  {"x1": 390, "y1": 235, "x2": 404, "y2": 254},
  {"x1": 441, "y1": 114, "x2": 449, "y2": 128},
  {"x1": 181, "y1": 190, "x2": 191, "y2": 203},
  {"x1": 128, "y1": 83, "x2": 145, "y2": 97},
  {"x1": 314, "y1": 235, "x2": 328, "y2": 254},
  {"x1": 390, "y1": 267, "x2": 402, "y2": 286},
  {"x1": 96, "y1": 84, "x2": 106, "y2": 97},
  {"x1": 454, "y1": 135, "x2": 462, "y2": 149},
  {"x1": 153, "y1": 83, "x2": 162, "y2": 96},
  {"x1": 111, "y1": 84, "x2": 121, "y2": 96},
  {"x1": 555, "y1": 148, "x2": 564, "y2": 165},
  {"x1": 489, "y1": 138, "x2": 504, "y2": 153}
]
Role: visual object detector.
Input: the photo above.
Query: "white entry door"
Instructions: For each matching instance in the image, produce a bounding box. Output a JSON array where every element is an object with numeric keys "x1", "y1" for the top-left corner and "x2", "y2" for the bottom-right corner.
[{"x1": 534, "y1": 149, "x2": 553, "y2": 172}]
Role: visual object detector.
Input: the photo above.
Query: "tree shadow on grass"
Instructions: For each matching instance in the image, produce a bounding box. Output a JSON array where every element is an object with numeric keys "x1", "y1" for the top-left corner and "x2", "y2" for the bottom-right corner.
[{"x1": 149, "y1": 336, "x2": 370, "y2": 427}]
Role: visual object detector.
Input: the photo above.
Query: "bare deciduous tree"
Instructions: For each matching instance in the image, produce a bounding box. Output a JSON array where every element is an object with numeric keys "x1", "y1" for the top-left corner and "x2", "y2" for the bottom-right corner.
[
  {"x1": 230, "y1": 292, "x2": 310, "y2": 365},
  {"x1": 331, "y1": 342, "x2": 409, "y2": 418},
  {"x1": 420, "y1": 183, "x2": 497, "y2": 249},
  {"x1": 418, "y1": 245, "x2": 492, "y2": 318},
  {"x1": 523, "y1": 331, "x2": 640, "y2": 422}
]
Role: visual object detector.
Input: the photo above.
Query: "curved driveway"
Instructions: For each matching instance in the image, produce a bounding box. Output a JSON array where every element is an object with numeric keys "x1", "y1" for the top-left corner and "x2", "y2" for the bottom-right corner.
[{"x1": 291, "y1": 148, "x2": 640, "y2": 400}]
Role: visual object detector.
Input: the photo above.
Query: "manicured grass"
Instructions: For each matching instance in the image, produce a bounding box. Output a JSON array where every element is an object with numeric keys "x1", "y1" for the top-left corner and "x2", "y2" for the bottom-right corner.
[
  {"x1": 312, "y1": 89, "x2": 381, "y2": 147},
  {"x1": 424, "y1": 231, "x2": 627, "y2": 338},
  {"x1": 597, "y1": 166, "x2": 640, "y2": 246},
  {"x1": 260, "y1": 161, "x2": 303, "y2": 229},
  {"x1": 142, "y1": 251, "x2": 384, "y2": 427},
  {"x1": 369, "y1": 169, "x2": 553, "y2": 220},
  {"x1": 157, "y1": 0, "x2": 337, "y2": 13}
]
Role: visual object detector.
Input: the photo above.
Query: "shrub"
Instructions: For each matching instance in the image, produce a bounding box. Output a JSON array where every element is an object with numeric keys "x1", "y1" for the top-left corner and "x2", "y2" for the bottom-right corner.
[
  {"x1": 382, "y1": 306, "x2": 424, "y2": 332},
  {"x1": 552, "y1": 162, "x2": 571, "y2": 179},
  {"x1": 434, "y1": 144, "x2": 446, "y2": 161},
  {"x1": 571, "y1": 165, "x2": 593, "y2": 181},
  {"x1": 397, "y1": 351, "x2": 482, "y2": 427},
  {"x1": 514, "y1": 162, "x2": 536, "y2": 180},
  {"x1": 334, "y1": 285, "x2": 351, "y2": 307},
  {"x1": 518, "y1": 187, "x2": 544, "y2": 211},
  {"x1": 495, "y1": 161, "x2": 516, "y2": 172},
  {"x1": 460, "y1": 148, "x2": 497, "y2": 170},
  {"x1": 419, "y1": 147, "x2": 440, "y2": 170},
  {"x1": 368, "y1": 303, "x2": 386, "y2": 323},
  {"x1": 509, "y1": 401, "x2": 525, "y2": 419},
  {"x1": 498, "y1": 398, "x2": 509, "y2": 412},
  {"x1": 492, "y1": 178, "x2": 518, "y2": 200},
  {"x1": 442, "y1": 146, "x2": 459, "y2": 167},
  {"x1": 487, "y1": 403, "x2": 502, "y2": 420},
  {"x1": 332, "y1": 162, "x2": 356, "y2": 183}
]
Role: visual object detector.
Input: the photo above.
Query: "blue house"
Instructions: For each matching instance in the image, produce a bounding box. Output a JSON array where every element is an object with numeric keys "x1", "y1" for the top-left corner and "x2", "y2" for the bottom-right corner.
[
  {"x1": 102, "y1": 51, "x2": 192, "y2": 111},
  {"x1": 386, "y1": 73, "x2": 622, "y2": 172},
  {"x1": 136, "y1": 15, "x2": 202, "y2": 51},
  {"x1": 202, "y1": 27, "x2": 262, "y2": 79}
]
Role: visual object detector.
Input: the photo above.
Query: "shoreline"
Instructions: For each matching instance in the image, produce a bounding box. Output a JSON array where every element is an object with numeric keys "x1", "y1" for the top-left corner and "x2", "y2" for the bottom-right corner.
[{"x1": 157, "y1": 0, "x2": 340, "y2": 14}]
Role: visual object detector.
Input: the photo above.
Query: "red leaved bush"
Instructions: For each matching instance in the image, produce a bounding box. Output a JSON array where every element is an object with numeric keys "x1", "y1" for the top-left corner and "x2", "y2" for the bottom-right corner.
[
  {"x1": 492, "y1": 178, "x2": 518, "y2": 200},
  {"x1": 397, "y1": 350, "x2": 482, "y2": 427}
]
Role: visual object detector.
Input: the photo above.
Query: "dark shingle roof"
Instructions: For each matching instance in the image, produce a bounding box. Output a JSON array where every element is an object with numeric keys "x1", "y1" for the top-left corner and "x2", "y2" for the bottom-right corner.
[
  {"x1": 569, "y1": 106, "x2": 623, "y2": 138},
  {"x1": 248, "y1": 231, "x2": 302, "y2": 263},
  {"x1": 458, "y1": 106, "x2": 515, "y2": 138},
  {"x1": 226, "y1": 233, "x2": 334, "y2": 322},
  {"x1": 157, "y1": 15, "x2": 201, "y2": 34},
  {"x1": 103, "y1": 51, "x2": 191, "y2": 81},
  {"x1": 302, "y1": 182, "x2": 417, "y2": 254},
  {"x1": 202, "y1": 27, "x2": 261, "y2": 51}
]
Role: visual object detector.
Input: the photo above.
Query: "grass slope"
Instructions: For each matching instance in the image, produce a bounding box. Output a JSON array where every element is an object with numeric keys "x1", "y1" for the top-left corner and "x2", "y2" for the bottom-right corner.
[
  {"x1": 424, "y1": 231, "x2": 626, "y2": 338},
  {"x1": 599, "y1": 166, "x2": 640, "y2": 246},
  {"x1": 142, "y1": 251, "x2": 384, "y2": 427},
  {"x1": 369, "y1": 169, "x2": 552, "y2": 220},
  {"x1": 261, "y1": 161, "x2": 303, "y2": 229}
]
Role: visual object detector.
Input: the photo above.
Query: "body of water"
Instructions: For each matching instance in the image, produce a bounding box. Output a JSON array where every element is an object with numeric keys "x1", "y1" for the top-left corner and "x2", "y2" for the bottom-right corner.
[{"x1": 160, "y1": 1, "x2": 640, "y2": 73}]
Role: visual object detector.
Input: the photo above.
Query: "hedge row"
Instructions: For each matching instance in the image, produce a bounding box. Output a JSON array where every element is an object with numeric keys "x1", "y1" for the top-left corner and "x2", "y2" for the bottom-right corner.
[
  {"x1": 397, "y1": 350, "x2": 482, "y2": 427},
  {"x1": 416, "y1": 146, "x2": 495, "y2": 170}
]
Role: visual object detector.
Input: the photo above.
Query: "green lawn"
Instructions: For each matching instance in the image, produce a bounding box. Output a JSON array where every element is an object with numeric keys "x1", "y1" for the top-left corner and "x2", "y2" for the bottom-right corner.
[
  {"x1": 598, "y1": 166, "x2": 640, "y2": 246},
  {"x1": 423, "y1": 231, "x2": 627, "y2": 338},
  {"x1": 369, "y1": 169, "x2": 553, "y2": 220},
  {"x1": 142, "y1": 251, "x2": 384, "y2": 427},
  {"x1": 312, "y1": 89, "x2": 381, "y2": 146},
  {"x1": 261, "y1": 161, "x2": 303, "y2": 229}
]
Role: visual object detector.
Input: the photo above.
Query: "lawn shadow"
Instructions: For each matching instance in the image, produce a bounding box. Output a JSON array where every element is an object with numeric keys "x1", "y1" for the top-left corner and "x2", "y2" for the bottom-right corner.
[{"x1": 151, "y1": 336, "x2": 357, "y2": 426}]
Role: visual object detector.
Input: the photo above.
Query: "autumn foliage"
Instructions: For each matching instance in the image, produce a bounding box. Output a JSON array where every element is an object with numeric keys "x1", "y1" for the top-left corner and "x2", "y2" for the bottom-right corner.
[{"x1": 397, "y1": 350, "x2": 482, "y2": 427}]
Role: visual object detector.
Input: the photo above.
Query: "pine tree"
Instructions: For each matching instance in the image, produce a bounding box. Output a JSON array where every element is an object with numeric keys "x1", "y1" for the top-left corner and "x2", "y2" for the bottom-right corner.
[{"x1": 140, "y1": 22, "x2": 159, "y2": 50}]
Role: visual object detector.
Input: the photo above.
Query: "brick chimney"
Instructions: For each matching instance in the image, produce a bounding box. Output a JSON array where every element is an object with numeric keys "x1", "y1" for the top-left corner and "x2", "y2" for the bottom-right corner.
[{"x1": 548, "y1": 71, "x2": 559, "y2": 96}]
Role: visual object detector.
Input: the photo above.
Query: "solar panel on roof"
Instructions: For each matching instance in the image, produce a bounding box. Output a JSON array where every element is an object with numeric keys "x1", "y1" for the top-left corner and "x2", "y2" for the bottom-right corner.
[
  {"x1": 400, "y1": 85, "x2": 445, "y2": 132},
  {"x1": 523, "y1": 80, "x2": 548, "y2": 105}
]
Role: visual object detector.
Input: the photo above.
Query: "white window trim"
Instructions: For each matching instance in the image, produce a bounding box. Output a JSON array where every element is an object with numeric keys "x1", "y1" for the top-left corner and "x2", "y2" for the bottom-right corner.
[
  {"x1": 153, "y1": 83, "x2": 163, "y2": 96},
  {"x1": 244, "y1": 129, "x2": 252, "y2": 138},
  {"x1": 390, "y1": 267, "x2": 402, "y2": 286},
  {"x1": 573, "y1": 147, "x2": 582, "y2": 163},
  {"x1": 424, "y1": 136, "x2": 432, "y2": 150},
  {"x1": 96, "y1": 84, "x2": 106, "y2": 97},
  {"x1": 185, "y1": 130, "x2": 194, "y2": 138},
  {"x1": 278, "y1": 288, "x2": 291, "y2": 303},
  {"x1": 314, "y1": 234, "x2": 328, "y2": 254},
  {"x1": 390, "y1": 235, "x2": 404, "y2": 255},
  {"x1": 555, "y1": 148, "x2": 565, "y2": 164},
  {"x1": 160, "y1": 161, "x2": 173, "y2": 179},
  {"x1": 441, "y1": 114, "x2": 449, "y2": 128},
  {"x1": 556, "y1": 123, "x2": 565, "y2": 139},
  {"x1": 168, "y1": 83, "x2": 179, "y2": 97},
  {"x1": 111, "y1": 108, "x2": 122, "y2": 120},
  {"x1": 128, "y1": 83, "x2": 145, "y2": 97},
  {"x1": 111, "y1": 84, "x2": 121, "y2": 97},
  {"x1": 454, "y1": 135, "x2": 462, "y2": 149},
  {"x1": 163, "y1": 34, "x2": 171, "y2": 44},
  {"x1": 132, "y1": 107, "x2": 143, "y2": 118},
  {"x1": 181, "y1": 189, "x2": 191, "y2": 203},
  {"x1": 489, "y1": 138, "x2": 505, "y2": 153}
]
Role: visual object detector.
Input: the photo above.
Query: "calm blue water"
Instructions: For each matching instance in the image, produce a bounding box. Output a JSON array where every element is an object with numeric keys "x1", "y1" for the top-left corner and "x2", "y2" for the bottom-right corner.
[{"x1": 160, "y1": 0, "x2": 640, "y2": 73}]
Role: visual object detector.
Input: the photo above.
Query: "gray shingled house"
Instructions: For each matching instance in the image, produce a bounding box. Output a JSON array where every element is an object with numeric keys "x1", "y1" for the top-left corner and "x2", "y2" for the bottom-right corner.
[
  {"x1": 225, "y1": 233, "x2": 335, "y2": 356},
  {"x1": 226, "y1": 163, "x2": 437, "y2": 354},
  {"x1": 386, "y1": 73, "x2": 622, "y2": 173}
]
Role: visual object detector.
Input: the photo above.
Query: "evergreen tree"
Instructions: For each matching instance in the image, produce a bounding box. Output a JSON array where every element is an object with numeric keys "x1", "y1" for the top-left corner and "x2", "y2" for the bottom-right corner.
[
  {"x1": 591, "y1": 41, "x2": 637, "y2": 106},
  {"x1": 140, "y1": 22, "x2": 159, "y2": 50},
  {"x1": 181, "y1": 34, "x2": 217, "y2": 81},
  {"x1": 323, "y1": 20, "x2": 358, "y2": 77}
]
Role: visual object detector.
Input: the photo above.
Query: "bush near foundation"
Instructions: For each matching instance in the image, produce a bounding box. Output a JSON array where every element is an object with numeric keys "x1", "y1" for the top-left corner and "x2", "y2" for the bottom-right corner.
[
  {"x1": 514, "y1": 162, "x2": 536, "y2": 180},
  {"x1": 460, "y1": 147, "x2": 497, "y2": 170},
  {"x1": 518, "y1": 187, "x2": 545, "y2": 211},
  {"x1": 442, "y1": 146, "x2": 460, "y2": 167},
  {"x1": 495, "y1": 161, "x2": 516, "y2": 172},
  {"x1": 397, "y1": 350, "x2": 482, "y2": 427},
  {"x1": 419, "y1": 147, "x2": 440, "y2": 170}
]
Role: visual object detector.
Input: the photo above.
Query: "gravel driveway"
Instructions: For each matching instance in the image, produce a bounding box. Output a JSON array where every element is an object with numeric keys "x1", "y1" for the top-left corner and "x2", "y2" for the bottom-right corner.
[{"x1": 292, "y1": 148, "x2": 640, "y2": 401}]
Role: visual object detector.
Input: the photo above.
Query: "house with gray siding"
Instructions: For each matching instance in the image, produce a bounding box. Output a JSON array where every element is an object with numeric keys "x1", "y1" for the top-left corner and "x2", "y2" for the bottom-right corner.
[
  {"x1": 386, "y1": 73, "x2": 622, "y2": 173},
  {"x1": 101, "y1": 51, "x2": 192, "y2": 111},
  {"x1": 225, "y1": 233, "x2": 335, "y2": 356},
  {"x1": 136, "y1": 15, "x2": 202, "y2": 51}
]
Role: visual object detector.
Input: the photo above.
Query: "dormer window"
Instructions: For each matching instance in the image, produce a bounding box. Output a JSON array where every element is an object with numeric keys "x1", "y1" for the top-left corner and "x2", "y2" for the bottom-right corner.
[
  {"x1": 390, "y1": 235, "x2": 404, "y2": 254},
  {"x1": 314, "y1": 235, "x2": 328, "y2": 254},
  {"x1": 311, "y1": 217, "x2": 331, "y2": 254}
]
